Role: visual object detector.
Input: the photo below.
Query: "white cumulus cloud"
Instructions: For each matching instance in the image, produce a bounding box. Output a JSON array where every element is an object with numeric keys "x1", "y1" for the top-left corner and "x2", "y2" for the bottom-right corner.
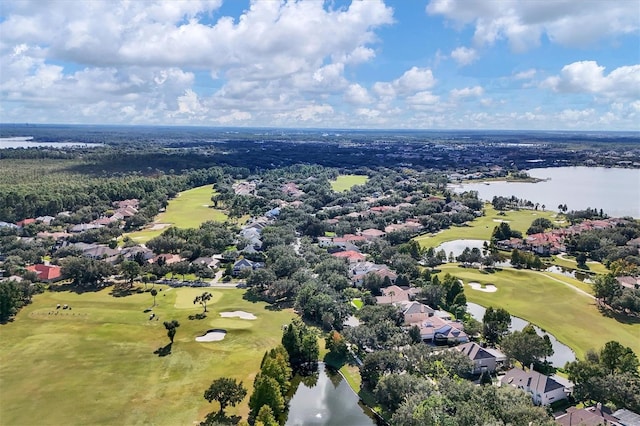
[{"x1": 450, "y1": 47, "x2": 478, "y2": 66}]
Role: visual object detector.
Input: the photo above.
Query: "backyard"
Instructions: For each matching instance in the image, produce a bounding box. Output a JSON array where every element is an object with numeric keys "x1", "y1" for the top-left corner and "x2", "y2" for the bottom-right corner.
[{"x1": 0, "y1": 286, "x2": 294, "y2": 425}]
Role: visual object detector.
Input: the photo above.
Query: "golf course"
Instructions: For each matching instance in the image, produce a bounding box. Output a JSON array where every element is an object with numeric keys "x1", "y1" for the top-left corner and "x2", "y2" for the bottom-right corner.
[
  {"x1": 414, "y1": 204, "x2": 560, "y2": 248},
  {"x1": 126, "y1": 185, "x2": 228, "y2": 243},
  {"x1": 330, "y1": 174, "x2": 369, "y2": 192},
  {"x1": 437, "y1": 264, "x2": 640, "y2": 360},
  {"x1": 0, "y1": 286, "x2": 295, "y2": 425}
]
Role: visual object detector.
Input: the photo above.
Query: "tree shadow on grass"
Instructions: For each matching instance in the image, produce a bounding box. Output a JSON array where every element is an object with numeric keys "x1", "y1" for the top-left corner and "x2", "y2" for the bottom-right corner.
[
  {"x1": 200, "y1": 411, "x2": 241, "y2": 426},
  {"x1": 188, "y1": 313, "x2": 207, "y2": 320},
  {"x1": 598, "y1": 305, "x2": 640, "y2": 325},
  {"x1": 110, "y1": 286, "x2": 136, "y2": 298},
  {"x1": 154, "y1": 343, "x2": 172, "y2": 357},
  {"x1": 48, "y1": 283, "x2": 104, "y2": 294}
]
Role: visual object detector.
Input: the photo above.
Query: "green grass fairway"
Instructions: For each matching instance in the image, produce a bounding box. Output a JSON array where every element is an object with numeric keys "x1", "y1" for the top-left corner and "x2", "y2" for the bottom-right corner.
[
  {"x1": 0, "y1": 286, "x2": 295, "y2": 425},
  {"x1": 414, "y1": 204, "x2": 559, "y2": 248},
  {"x1": 436, "y1": 264, "x2": 640, "y2": 359},
  {"x1": 550, "y1": 254, "x2": 609, "y2": 275},
  {"x1": 330, "y1": 174, "x2": 369, "y2": 192},
  {"x1": 126, "y1": 185, "x2": 228, "y2": 242}
]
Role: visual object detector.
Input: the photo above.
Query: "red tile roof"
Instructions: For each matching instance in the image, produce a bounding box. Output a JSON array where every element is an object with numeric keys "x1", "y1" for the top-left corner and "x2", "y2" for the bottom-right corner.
[{"x1": 26, "y1": 264, "x2": 62, "y2": 281}]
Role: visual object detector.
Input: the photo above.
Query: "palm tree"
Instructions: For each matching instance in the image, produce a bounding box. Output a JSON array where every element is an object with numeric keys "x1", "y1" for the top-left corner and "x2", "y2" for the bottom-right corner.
[{"x1": 151, "y1": 288, "x2": 158, "y2": 307}]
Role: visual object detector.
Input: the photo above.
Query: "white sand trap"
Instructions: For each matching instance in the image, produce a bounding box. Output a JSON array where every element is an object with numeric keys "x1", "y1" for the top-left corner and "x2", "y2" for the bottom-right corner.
[
  {"x1": 493, "y1": 219, "x2": 510, "y2": 223},
  {"x1": 149, "y1": 223, "x2": 171, "y2": 230},
  {"x1": 220, "y1": 311, "x2": 257, "y2": 320},
  {"x1": 467, "y1": 282, "x2": 498, "y2": 293},
  {"x1": 196, "y1": 329, "x2": 227, "y2": 342}
]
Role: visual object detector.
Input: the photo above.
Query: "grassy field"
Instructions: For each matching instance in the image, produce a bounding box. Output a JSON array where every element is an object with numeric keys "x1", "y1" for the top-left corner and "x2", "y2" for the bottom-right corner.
[
  {"x1": 0, "y1": 286, "x2": 295, "y2": 425},
  {"x1": 330, "y1": 174, "x2": 369, "y2": 192},
  {"x1": 126, "y1": 185, "x2": 228, "y2": 243},
  {"x1": 414, "y1": 204, "x2": 559, "y2": 248},
  {"x1": 436, "y1": 264, "x2": 640, "y2": 359},
  {"x1": 550, "y1": 254, "x2": 609, "y2": 274},
  {"x1": 414, "y1": 204, "x2": 609, "y2": 272}
]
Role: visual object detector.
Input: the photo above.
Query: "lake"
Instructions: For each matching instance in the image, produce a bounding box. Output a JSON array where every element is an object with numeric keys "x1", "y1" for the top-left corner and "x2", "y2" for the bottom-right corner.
[
  {"x1": 466, "y1": 302, "x2": 576, "y2": 367},
  {"x1": 285, "y1": 363, "x2": 376, "y2": 426},
  {"x1": 435, "y1": 239, "x2": 488, "y2": 258},
  {"x1": 0, "y1": 136, "x2": 102, "y2": 149},
  {"x1": 452, "y1": 166, "x2": 640, "y2": 218}
]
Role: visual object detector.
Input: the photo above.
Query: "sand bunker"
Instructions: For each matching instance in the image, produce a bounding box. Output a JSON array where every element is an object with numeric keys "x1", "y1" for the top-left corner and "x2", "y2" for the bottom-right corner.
[
  {"x1": 220, "y1": 311, "x2": 257, "y2": 320},
  {"x1": 196, "y1": 329, "x2": 227, "y2": 342},
  {"x1": 149, "y1": 223, "x2": 171, "y2": 230},
  {"x1": 492, "y1": 219, "x2": 510, "y2": 223},
  {"x1": 467, "y1": 282, "x2": 498, "y2": 293}
]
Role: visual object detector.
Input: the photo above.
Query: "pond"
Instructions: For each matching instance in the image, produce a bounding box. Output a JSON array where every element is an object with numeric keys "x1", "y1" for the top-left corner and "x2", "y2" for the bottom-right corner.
[
  {"x1": 285, "y1": 363, "x2": 377, "y2": 426},
  {"x1": 451, "y1": 166, "x2": 640, "y2": 218},
  {"x1": 0, "y1": 136, "x2": 103, "y2": 149},
  {"x1": 435, "y1": 239, "x2": 488, "y2": 258},
  {"x1": 466, "y1": 303, "x2": 576, "y2": 367}
]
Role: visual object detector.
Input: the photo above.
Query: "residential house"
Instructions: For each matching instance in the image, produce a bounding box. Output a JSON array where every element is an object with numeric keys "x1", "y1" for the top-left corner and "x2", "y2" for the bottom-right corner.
[
  {"x1": 122, "y1": 246, "x2": 154, "y2": 262},
  {"x1": 401, "y1": 301, "x2": 435, "y2": 323},
  {"x1": 0, "y1": 221, "x2": 19, "y2": 229},
  {"x1": 375, "y1": 285, "x2": 418, "y2": 304},
  {"x1": 151, "y1": 253, "x2": 183, "y2": 265},
  {"x1": 15, "y1": 218, "x2": 36, "y2": 227},
  {"x1": 81, "y1": 244, "x2": 120, "y2": 262},
  {"x1": 500, "y1": 367, "x2": 569, "y2": 406},
  {"x1": 555, "y1": 405, "x2": 622, "y2": 426},
  {"x1": 332, "y1": 250, "x2": 366, "y2": 264},
  {"x1": 115, "y1": 206, "x2": 138, "y2": 218},
  {"x1": 70, "y1": 223, "x2": 104, "y2": 233},
  {"x1": 617, "y1": 276, "x2": 640, "y2": 290},
  {"x1": 115, "y1": 199, "x2": 139, "y2": 209},
  {"x1": 35, "y1": 216, "x2": 56, "y2": 225},
  {"x1": 611, "y1": 409, "x2": 640, "y2": 426},
  {"x1": 333, "y1": 234, "x2": 367, "y2": 244},
  {"x1": 360, "y1": 228, "x2": 386, "y2": 241},
  {"x1": 409, "y1": 313, "x2": 468, "y2": 343},
  {"x1": 26, "y1": 264, "x2": 62, "y2": 282},
  {"x1": 455, "y1": 342, "x2": 507, "y2": 374},
  {"x1": 232, "y1": 258, "x2": 264, "y2": 276},
  {"x1": 192, "y1": 256, "x2": 220, "y2": 269},
  {"x1": 265, "y1": 207, "x2": 281, "y2": 218},
  {"x1": 317, "y1": 237, "x2": 333, "y2": 248},
  {"x1": 37, "y1": 231, "x2": 71, "y2": 240}
]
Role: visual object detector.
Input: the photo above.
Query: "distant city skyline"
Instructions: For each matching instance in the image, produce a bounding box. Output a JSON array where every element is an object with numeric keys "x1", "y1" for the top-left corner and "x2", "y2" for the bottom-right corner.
[{"x1": 1, "y1": 1, "x2": 639, "y2": 130}]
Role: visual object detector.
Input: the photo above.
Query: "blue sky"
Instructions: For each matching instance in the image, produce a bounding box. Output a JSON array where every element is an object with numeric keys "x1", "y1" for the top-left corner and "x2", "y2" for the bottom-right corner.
[{"x1": 1, "y1": 0, "x2": 638, "y2": 130}]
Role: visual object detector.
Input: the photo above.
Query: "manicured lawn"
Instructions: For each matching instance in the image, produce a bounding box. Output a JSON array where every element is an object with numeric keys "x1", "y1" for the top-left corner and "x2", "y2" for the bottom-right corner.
[
  {"x1": 125, "y1": 185, "x2": 228, "y2": 243},
  {"x1": 414, "y1": 204, "x2": 559, "y2": 248},
  {"x1": 550, "y1": 254, "x2": 609, "y2": 274},
  {"x1": 436, "y1": 264, "x2": 640, "y2": 359},
  {"x1": 0, "y1": 286, "x2": 295, "y2": 425},
  {"x1": 330, "y1": 174, "x2": 369, "y2": 192}
]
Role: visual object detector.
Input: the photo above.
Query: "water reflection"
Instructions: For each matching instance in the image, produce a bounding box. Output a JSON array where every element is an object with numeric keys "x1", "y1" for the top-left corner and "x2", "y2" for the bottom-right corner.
[
  {"x1": 466, "y1": 302, "x2": 576, "y2": 367},
  {"x1": 285, "y1": 363, "x2": 376, "y2": 426},
  {"x1": 434, "y1": 239, "x2": 488, "y2": 258}
]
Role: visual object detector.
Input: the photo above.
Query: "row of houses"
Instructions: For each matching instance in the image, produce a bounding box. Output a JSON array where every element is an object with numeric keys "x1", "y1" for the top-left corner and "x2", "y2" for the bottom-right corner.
[{"x1": 498, "y1": 218, "x2": 621, "y2": 256}]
